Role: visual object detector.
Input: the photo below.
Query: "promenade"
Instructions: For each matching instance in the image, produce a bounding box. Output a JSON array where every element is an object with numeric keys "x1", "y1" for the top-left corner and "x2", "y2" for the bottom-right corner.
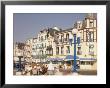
[{"x1": 14, "y1": 65, "x2": 97, "y2": 76}]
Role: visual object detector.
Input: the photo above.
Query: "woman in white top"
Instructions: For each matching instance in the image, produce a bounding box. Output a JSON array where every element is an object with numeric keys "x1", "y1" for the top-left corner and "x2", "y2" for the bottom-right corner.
[{"x1": 47, "y1": 62, "x2": 55, "y2": 75}]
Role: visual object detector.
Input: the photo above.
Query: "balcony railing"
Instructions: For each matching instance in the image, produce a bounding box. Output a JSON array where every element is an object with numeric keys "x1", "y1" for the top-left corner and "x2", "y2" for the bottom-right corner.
[
  {"x1": 89, "y1": 51, "x2": 94, "y2": 56},
  {"x1": 64, "y1": 38, "x2": 69, "y2": 42},
  {"x1": 46, "y1": 54, "x2": 53, "y2": 56},
  {"x1": 36, "y1": 46, "x2": 45, "y2": 49},
  {"x1": 46, "y1": 45, "x2": 52, "y2": 50}
]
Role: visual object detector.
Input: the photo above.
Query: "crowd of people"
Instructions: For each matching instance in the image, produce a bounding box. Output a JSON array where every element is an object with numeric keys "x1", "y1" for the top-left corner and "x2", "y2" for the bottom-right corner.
[
  {"x1": 17, "y1": 62, "x2": 73, "y2": 75},
  {"x1": 23, "y1": 62, "x2": 58, "y2": 75}
]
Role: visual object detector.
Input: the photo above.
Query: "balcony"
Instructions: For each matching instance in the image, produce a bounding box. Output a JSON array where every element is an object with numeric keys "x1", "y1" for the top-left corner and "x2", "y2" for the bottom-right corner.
[
  {"x1": 89, "y1": 51, "x2": 94, "y2": 56},
  {"x1": 53, "y1": 39, "x2": 59, "y2": 44},
  {"x1": 46, "y1": 45, "x2": 52, "y2": 50},
  {"x1": 64, "y1": 38, "x2": 69, "y2": 42},
  {"x1": 36, "y1": 46, "x2": 45, "y2": 49},
  {"x1": 46, "y1": 54, "x2": 53, "y2": 56}
]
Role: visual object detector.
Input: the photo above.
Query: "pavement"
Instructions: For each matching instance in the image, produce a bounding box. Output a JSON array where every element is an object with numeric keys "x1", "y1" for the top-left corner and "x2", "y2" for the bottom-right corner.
[
  {"x1": 54, "y1": 69, "x2": 97, "y2": 75},
  {"x1": 13, "y1": 63, "x2": 97, "y2": 76},
  {"x1": 54, "y1": 68, "x2": 63, "y2": 75},
  {"x1": 14, "y1": 70, "x2": 97, "y2": 76},
  {"x1": 78, "y1": 70, "x2": 97, "y2": 75}
]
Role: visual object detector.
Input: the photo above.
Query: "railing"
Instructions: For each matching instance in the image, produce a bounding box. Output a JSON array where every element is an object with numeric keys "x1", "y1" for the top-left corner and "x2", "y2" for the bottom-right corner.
[
  {"x1": 46, "y1": 54, "x2": 53, "y2": 56},
  {"x1": 89, "y1": 51, "x2": 94, "y2": 56},
  {"x1": 46, "y1": 45, "x2": 52, "y2": 50},
  {"x1": 36, "y1": 46, "x2": 45, "y2": 49}
]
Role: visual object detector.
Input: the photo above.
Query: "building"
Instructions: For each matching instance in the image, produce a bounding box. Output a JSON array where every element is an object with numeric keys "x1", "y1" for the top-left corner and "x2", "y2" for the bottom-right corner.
[
  {"x1": 14, "y1": 13, "x2": 97, "y2": 71},
  {"x1": 13, "y1": 42, "x2": 25, "y2": 70},
  {"x1": 24, "y1": 39, "x2": 33, "y2": 63},
  {"x1": 74, "y1": 13, "x2": 97, "y2": 70},
  {"x1": 33, "y1": 13, "x2": 97, "y2": 70}
]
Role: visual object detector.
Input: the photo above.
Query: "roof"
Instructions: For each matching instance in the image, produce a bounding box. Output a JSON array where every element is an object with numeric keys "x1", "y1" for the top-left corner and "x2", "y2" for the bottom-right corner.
[{"x1": 61, "y1": 28, "x2": 73, "y2": 32}]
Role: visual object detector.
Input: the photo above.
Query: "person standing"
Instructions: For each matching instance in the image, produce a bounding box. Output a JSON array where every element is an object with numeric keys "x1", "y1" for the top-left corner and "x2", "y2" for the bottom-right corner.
[
  {"x1": 47, "y1": 62, "x2": 55, "y2": 75},
  {"x1": 32, "y1": 66, "x2": 37, "y2": 75},
  {"x1": 63, "y1": 63, "x2": 67, "y2": 71},
  {"x1": 36, "y1": 65, "x2": 41, "y2": 75}
]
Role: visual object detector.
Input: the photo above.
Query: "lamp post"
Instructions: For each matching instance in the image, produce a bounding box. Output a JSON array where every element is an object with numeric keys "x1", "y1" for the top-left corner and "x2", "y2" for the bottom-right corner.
[
  {"x1": 17, "y1": 53, "x2": 23, "y2": 71},
  {"x1": 18, "y1": 56, "x2": 23, "y2": 71},
  {"x1": 70, "y1": 28, "x2": 81, "y2": 73}
]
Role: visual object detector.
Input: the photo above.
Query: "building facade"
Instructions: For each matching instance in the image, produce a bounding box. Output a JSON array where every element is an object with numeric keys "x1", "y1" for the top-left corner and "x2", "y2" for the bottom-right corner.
[
  {"x1": 24, "y1": 39, "x2": 33, "y2": 63},
  {"x1": 14, "y1": 13, "x2": 97, "y2": 70},
  {"x1": 13, "y1": 42, "x2": 25, "y2": 70}
]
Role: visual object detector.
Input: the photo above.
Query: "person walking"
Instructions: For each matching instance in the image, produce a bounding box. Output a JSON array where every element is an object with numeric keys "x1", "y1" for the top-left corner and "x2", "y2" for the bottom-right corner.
[
  {"x1": 47, "y1": 62, "x2": 55, "y2": 75},
  {"x1": 36, "y1": 64, "x2": 41, "y2": 75},
  {"x1": 26, "y1": 65, "x2": 32, "y2": 76},
  {"x1": 32, "y1": 66, "x2": 37, "y2": 75},
  {"x1": 63, "y1": 63, "x2": 67, "y2": 72}
]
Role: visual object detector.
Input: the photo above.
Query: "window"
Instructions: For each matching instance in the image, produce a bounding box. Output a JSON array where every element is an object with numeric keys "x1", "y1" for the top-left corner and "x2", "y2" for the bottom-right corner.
[
  {"x1": 61, "y1": 35, "x2": 63, "y2": 42},
  {"x1": 39, "y1": 37, "x2": 40, "y2": 41},
  {"x1": 66, "y1": 46, "x2": 70, "y2": 53},
  {"x1": 89, "y1": 51, "x2": 94, "y2": 56},
  {"x1": 86, "y1": 61, "x2": 91, "y2": 65},
  {"x1": 57, "y1": 36, "x2": 59, "y2": 44},
  {"x1": 42, "y1": 51, "x2": 43, "y2": 55},
  {"x1": 45, "y1": 35, "x2": 47, "y2": 40},
  {"x1": 77, "y1": 47, "x2": 82, "y2": 55},
  {"x1": 89, "y1": 32, "x2": 94, "y2": 42},
  {"x1": 90, "y1": 21, "x2": 93, "y2": 28},
  {"x1": 61, "y1": 47, "x2": 64, "y2": 54},
  {"x1": 81, "y1": 61, "x2": 85, "y2": 65},
  {"x1": 41, "y1": 36, "x2": 43, "y2": 41},
  {"x1": 41, "y1": 43, "x2": 44, "y2": 48},
  {"x1": 45, "y1": 43, "x2": 46, "y2": 48},
  {"x1": 89, "y1": 44, "x2": 94, "y2": 55},
  {"x1": 66, "y1": 34, "x2": 69, "y2": 41},
  {"x1": 91, "y1": 62, "x2": 94, "y2": 65},
  {"x1": 56, "y1": 47, "x2": 59, "y2": 55}
]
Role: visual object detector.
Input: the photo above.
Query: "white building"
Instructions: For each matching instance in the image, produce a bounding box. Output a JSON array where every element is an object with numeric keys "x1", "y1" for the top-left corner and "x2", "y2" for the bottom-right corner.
[{"x1": 14, "y1": 13, "x2": 97, "y2": 71}]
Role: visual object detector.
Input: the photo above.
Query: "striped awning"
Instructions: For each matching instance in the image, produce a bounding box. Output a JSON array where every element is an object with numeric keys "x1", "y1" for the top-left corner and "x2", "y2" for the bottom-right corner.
[
  {"x1": 48, "y1": 58, "x2": 64, "y2": 61},
  {"x1": 65, "y1": 55, "x2": 79, "y2": 60},
  {"x1": 80, "y1": 58, "x2": 96, "y2": 61}
]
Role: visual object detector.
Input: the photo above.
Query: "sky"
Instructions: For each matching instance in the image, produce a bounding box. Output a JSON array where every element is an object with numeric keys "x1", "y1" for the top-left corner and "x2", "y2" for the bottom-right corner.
[{"x1": 13, "y1": 13, "x2": 87, "y2": 43}]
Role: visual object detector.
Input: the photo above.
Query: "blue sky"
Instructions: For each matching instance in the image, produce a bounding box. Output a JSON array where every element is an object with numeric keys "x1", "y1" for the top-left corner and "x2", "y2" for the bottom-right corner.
[{"x1": 13, "y1": 13, "x2": 87, "y2": 43}]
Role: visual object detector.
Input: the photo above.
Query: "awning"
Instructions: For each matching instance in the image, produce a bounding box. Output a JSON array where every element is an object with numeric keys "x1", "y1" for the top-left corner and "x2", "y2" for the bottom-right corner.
[
  {"x1": 65, "y1": 55, "x2": 79, "y2": 61},
  {"x1": 47, "y1": 58, "x2": 64, "y2": 61},
  {"x1": 80, "y1": 58, "x2": 96, "y2": 61}
]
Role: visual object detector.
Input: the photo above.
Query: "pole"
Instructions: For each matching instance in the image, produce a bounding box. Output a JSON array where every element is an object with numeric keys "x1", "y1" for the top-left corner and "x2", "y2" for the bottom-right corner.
[
  {"x1": 18, "y1": 56, "x2": 22, "y2": 71},
  {"x1": 73, "y1": 34, "x2": 77, "y2": 72}
]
